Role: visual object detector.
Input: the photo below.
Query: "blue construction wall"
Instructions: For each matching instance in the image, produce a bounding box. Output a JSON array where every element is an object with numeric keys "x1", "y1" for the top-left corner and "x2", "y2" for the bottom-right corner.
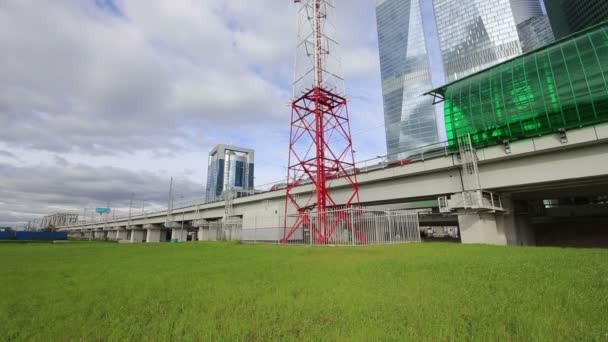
[
  {"x1": 14, "y1": 232, "x2": 68, "y2": 240},
  {"x1": 0, "y1": 231, "x2": 15, "y2": 240}
]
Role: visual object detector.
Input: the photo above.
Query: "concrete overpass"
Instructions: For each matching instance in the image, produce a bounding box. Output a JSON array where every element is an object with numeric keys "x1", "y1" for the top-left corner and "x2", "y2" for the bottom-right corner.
[{"x1": 60, "y1": 123, "x2": 608, "y2": 246}]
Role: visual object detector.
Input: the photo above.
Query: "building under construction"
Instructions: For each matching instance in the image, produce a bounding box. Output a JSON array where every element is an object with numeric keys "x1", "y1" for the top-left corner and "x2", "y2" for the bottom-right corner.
[{"x1": 40, "y1": 213, "x2": 79, "y2": 229}]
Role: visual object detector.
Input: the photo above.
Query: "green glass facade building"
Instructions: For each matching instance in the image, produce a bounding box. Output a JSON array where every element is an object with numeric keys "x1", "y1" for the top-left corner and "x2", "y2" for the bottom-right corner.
[{"x1": 428, "y1": 22, "x2": 608, "y2": 151}]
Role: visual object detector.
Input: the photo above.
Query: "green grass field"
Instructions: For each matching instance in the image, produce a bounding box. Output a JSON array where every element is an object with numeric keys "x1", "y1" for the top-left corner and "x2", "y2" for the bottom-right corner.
[{"x1": 1, "y1": 242, "x2": 607, "y2": 341}]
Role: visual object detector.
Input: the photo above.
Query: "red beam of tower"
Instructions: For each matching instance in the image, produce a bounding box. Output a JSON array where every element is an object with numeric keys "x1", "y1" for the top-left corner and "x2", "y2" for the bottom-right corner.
[{"x1": 282, "y1": 0, "x2": 366, "y2": 245}]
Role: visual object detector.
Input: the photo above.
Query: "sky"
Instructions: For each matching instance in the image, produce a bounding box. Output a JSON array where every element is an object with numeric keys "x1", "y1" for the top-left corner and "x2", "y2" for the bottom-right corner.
[{"x1": 0, "y1": 0, "x2": 385, "y2": 226}]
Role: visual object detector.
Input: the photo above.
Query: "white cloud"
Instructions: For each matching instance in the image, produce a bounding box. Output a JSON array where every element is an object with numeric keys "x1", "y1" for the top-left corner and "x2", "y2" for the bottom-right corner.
[
  {"x1": 343, "y1": 47, "x2": 382, "y2": 80},
  {"x1": 0, "y1": 0, "x2": 385, "y2": 225}
]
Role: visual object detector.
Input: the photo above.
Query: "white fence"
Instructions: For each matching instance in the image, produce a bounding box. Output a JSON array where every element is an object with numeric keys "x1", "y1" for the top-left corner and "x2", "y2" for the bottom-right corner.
[{"x1": 240, "y1": 208, "x2": 421, "y2": 246}]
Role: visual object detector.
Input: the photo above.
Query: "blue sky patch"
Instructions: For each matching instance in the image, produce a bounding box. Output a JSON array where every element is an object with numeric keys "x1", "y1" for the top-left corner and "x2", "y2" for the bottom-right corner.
[{"x1": 95, "y1": 0, "x2": 124, "y2": 17}]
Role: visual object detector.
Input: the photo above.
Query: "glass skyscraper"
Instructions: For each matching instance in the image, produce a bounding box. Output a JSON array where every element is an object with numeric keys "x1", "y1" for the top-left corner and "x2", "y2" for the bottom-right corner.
[
  {"x1": 517, "y1": 15, "x2": 555, "y2": 53},
  {"x1": 376, "y1": 0, "x2": 439, "y2": 159},
  {"x1": 376, "y1": 0, "x2": 553, "y2": 159},
  {"x1": 545, "y1": 0, "x2": 608, "y2": 40},
  {"x1": 205, "y1": 145, "x2": 255, "y2": 202}
]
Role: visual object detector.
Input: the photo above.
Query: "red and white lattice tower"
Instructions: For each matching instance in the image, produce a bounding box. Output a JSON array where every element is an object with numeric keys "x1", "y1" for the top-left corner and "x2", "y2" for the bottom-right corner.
[{"x1": 282, "y1": 0, "x2": 366, "y2": 244}]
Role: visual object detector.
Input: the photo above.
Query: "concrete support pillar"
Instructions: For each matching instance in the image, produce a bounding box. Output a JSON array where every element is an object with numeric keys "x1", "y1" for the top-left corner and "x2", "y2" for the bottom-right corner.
[
  {"x1": 107, "y1": 230, "x2": 117, "y2": 241},
  {"x1": 94, "y1": 230, "x2": 105, "y2": 240},
  {"x1": 171, "y1": 228, "x2": 188, "y2": 242},
  {"x1": 165, "y1": 222, "x2": 190, "y2": 242},
  {"x1": 208, "y1": 226, "x2": 218, "y2": 241},
  {"x1": 198, "y1": 227, "x2": 206, "y2": 241},
  {"x1": 147, "y1": 229, "x2": 162, "y2": 243},
  {"x1": 116, "y1": 230, "x2": 128, "y2": 241},
  {"x1": 144, "y1": 224, "x2": 167, "y2": 243},
  {"x1": 459, "y1": 213, "x2": 536, "y2": 246},
  {"x1": 500, "y1": 198, "x2": 536, "y2": 246},
  {"x1": 458, "y1": 195, "x2": 538, "y2": 246},
  {"x1": 193, "y1": 220, "x2": 207, "y2": 241},
  {"x1": 458, "y1": 213, "x2": 508, "y2": 245},
  {"x1": 130, "y1": 229, "x2": 145, "y2": 243},
  {"x1": 494, "y1": 204, "x2": 535, "y2": 246}
]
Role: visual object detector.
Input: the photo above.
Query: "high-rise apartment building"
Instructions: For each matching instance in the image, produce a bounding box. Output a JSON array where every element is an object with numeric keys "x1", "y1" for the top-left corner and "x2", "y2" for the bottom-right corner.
[
  {"x1": 376, "y1": 0, "x2": 554, "y2": 159},
  {"x1": 545, "y1": 0, "x2": 608, "y2": 40},
  {"x1": 205, "y1": 145, "x2": 255, "y2": 202}
]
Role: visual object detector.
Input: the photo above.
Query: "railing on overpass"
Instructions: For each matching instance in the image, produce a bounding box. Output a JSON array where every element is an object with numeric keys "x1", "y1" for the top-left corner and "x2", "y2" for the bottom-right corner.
[{"x1": 60, "y1": 141, "x2": 453, "y2": 230}]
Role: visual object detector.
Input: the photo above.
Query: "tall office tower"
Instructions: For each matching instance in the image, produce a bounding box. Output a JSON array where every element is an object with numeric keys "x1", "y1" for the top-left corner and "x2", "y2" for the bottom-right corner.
[
  {"x1": 376, "y1": 0, "x2": 553, "y2": 159},
  {"x1": 205, "y1": 145, "x2": 255, "y2": 202},
  {"x1": 376, "y1": 0, "x2": 441, "y2": 159},
  {"x1": 545, "y1": 0, "x2": 608, "y2": 39},
  {"x1": 517, "y1": 15, "x2": 555, "y2": 53},
  {"x1": 511, "y1": 0, "x2": 554, "y2": 53},
  {"x1": 433, "y1": 0, "x2": 549, "y2": 82}
]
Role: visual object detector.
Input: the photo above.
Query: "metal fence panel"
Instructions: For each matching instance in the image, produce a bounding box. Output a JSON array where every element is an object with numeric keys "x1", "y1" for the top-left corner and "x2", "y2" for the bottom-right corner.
[
  {"x1": 242, "y1": 208, "x2": 421, "y2": 246},
  {"x1": 186, "y1": 208, "x2": 420, "y2": 246}
]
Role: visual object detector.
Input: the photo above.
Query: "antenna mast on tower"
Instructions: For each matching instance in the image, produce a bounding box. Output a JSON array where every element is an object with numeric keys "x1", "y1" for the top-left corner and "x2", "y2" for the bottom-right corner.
[{"x1": 283, "y1": 0, "x2": 365, "y2": 244}]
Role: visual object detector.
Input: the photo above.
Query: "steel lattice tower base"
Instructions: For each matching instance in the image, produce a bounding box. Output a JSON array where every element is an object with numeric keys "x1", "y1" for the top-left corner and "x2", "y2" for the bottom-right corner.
[
  {"x1": 282, "y1": 0, "x2": 365, "y2": 244},
  {"x1": 282, "y1": 86, "x2": 366, "y2": 244}
]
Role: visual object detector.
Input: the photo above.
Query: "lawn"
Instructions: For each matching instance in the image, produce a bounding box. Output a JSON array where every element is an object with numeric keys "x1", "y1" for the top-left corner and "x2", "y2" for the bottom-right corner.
[{"x1": 1, "y1": 242, "x2": 607, "y2": 341}]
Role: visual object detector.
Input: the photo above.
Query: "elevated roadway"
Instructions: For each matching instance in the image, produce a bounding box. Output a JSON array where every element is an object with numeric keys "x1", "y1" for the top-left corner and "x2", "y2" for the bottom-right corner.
[{"x1": 60, "y1": 123, "x2": 608, "y2": 246}]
